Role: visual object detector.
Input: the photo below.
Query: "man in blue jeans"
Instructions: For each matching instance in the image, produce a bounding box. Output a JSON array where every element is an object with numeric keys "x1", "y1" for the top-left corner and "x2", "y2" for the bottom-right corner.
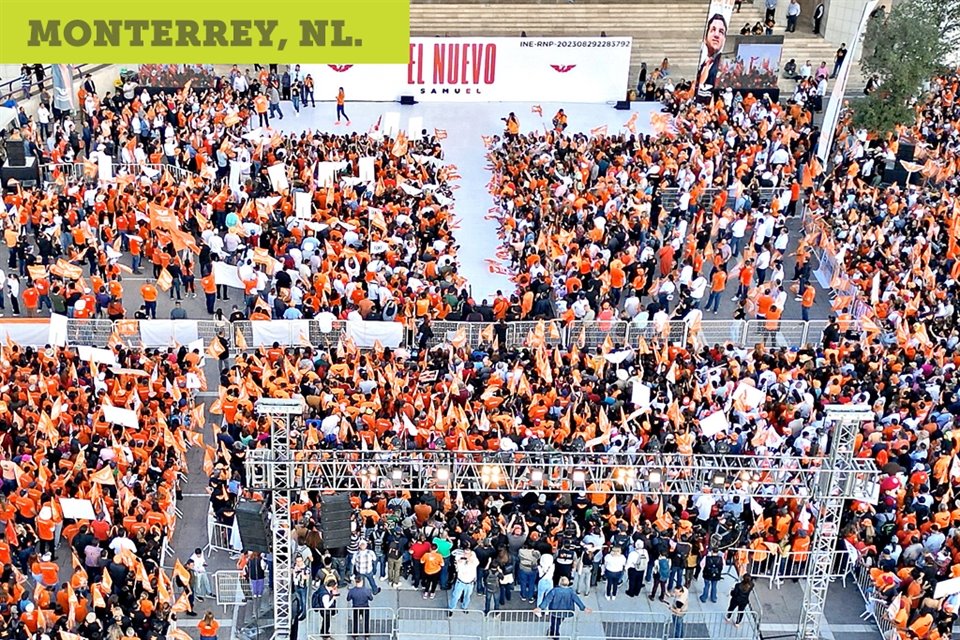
[
  {"x1": 667, "y1": 536, "x2": 691, "y2": 591},
  {"x1": 448, "y1": 548, "x2": 480, "y2": 614},
  {"x1": 535, "y1": 577, "x2": 591, "y2": 640},
  {"x1": 700, "y1": 548, "x2": 724, "y2": 603}
]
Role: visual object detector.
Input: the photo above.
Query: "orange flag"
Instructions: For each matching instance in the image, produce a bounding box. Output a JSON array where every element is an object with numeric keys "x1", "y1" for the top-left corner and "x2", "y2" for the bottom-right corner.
[
  {"x1": 90, "y1": 465, "x2": 115, "y2": 485},
  {"x1": 156, "y1": 268, "x2": 173, "y2": 292},
  {"x1": 171, "y1": 591, "x2": 191, "y2": 613},
  {"x1": 173, "y1": 559, "x2": 191, "y2": 586}
]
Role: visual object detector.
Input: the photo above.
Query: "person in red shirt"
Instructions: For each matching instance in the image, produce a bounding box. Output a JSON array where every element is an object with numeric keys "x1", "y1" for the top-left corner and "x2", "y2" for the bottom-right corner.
[
  {"x1": 22, "y1": 285, "x2": 39, "y2": 317},
  {"x1": 736, "y1": 259, "x2": 754, "y2": 301}
]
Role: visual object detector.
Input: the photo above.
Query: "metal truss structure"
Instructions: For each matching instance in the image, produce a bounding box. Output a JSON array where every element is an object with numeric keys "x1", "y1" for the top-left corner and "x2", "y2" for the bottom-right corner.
[
  {"x1": 253, "y1": 398, "x2": 305, "y2": 640},
  {"x1": 247, "y1": 402, "x2": 877, "y2": 640}
]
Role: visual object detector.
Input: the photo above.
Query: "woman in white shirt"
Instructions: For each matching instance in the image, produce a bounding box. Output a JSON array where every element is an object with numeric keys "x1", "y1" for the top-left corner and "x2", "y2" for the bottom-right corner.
[{"x1": 603, "y1": 546, "x2": 628, "y2": 600}]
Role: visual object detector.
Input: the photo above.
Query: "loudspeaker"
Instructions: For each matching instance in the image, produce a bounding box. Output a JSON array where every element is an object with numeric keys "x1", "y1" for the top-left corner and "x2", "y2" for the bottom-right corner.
[
  {"x1": 2, "y1": 158, "x2": 39, "y2": 189},
  {"x1": 614, "y1": 100, "x2": 631, "y2": 111},
  {"x1": 399, "y1": 95, "x2": 416, "y2": 105},
  {"x1": 4, "y1": 141, "x2": 26, "y2": 167},
  {"x1": 236, "y1": 501, "x2": 270, "y2": 553},
  {"x1": 320, "y1": 494, "x2": 353, "y2": 549},
  {"x1": 897, "y1": 142, "x2": 916, "y2": 163},
  {"x1": 883, "y1": 166, "x2": 910, "y2": 188}
]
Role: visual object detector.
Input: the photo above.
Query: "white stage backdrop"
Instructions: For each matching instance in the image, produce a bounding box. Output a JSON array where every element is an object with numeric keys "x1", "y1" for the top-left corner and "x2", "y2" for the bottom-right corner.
[{"x1": 302, "y1": 37, "x2": 633, "y2": 103}]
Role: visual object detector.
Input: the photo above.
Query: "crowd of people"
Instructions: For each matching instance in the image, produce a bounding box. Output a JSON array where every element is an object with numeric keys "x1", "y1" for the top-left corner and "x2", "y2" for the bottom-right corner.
[
  {"x1": 2, "y1": 68, "x2": 465, "y2": 326},
  {"x1": 4, "y1": 56, "x2": 960, "y2": 640},
  {"x1": 0, "y1": 343, "x2": 210, "y2": 639}
]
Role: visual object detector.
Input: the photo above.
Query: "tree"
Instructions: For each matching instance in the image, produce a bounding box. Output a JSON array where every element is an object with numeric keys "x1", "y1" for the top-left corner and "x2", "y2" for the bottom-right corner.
[{"x1": 855, "y1": 0, "x2": 947, "y2": 133}]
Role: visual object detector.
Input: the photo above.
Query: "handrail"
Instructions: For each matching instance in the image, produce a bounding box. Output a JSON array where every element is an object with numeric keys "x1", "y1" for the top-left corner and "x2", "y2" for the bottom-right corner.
[{"x1": 0, "y1": 64, "x2": 102, "y2": 103}]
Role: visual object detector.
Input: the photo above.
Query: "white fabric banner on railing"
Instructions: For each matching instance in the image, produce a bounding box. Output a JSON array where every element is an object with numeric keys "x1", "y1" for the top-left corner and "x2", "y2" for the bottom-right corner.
[
  {"x1": 0, "y1": 320, "x2": 51, "y2": 346},
  {"x1": 346, "y1": 320, "x2": 404, "y2": 348},
  {"x1": 251, "y1": 320, "x2": 310, "y2": 346},
  {"x1": 139, "y1": 320, "x2": 200, "y2": 348}
]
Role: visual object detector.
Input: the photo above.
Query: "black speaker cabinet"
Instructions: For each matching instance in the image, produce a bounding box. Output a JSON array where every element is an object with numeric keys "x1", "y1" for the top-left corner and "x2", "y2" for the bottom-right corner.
[
  {"x1": 399, "y1": 95, "x2": 416, "y2": 105},
  {"x1": 897, "y1": 142, "x2": 916, "y2": 163},
  {"x1": 320, "y1": 494, "x2": 353, "y2": 549},
  {"x1": 614, "y1": 100, "x2": 631, "y2": 111},
  {"x1": 4, "y1": 141, "x2": 26, "y2": 167},
  {"x1": 236, "y1": 501, "x2": 270, "y2": 553}
]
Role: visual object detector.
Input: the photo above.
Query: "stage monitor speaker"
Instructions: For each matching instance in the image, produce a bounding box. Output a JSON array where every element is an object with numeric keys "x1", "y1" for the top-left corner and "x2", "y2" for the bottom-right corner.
[
  {"x1": 897, "y1": 142, "x2": 916, "y2": 163},
  {"x1": 614, "y1": 100, "x2": 631, "y2": 111},
  {"x1": 236, "y1": 501, "x2": 270, "y2": 553},
  {"x1": 399, "y1": 95, "x2": 416, "y2": 105},
  {"x1": 320, "y1": 494, "x2": 353, "y2": 549},
  {"x1": 2, "y1": 158, "x2": 39, "y2": 189},
  {"x1": 4, "y1": 141, "x2": 26, "y2": 167}
]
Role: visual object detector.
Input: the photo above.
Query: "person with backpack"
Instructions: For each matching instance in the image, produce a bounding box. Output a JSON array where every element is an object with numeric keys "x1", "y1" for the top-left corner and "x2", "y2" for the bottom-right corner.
[
  {"x1": 313, "y1": 576, "x2": 338, "y2": 638},
  {"x1": 700, "y1": 548, "x2": 724, "y2": 603},
  {"x1": 386, "y1": 536, "x2": 404, "y2": 588},
  {"x1": 649, "y1": 548, "x2": 671, "y2": 601},
  {"x1": 625, "y1": 542, "x2": 649, "y2": 597}
]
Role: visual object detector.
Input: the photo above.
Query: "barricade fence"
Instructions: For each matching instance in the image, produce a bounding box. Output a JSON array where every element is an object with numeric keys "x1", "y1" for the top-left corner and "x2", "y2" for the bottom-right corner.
[
  {"x1": 730, "y1": 547, "x2": 856, "y2": 591},
  {"x1": 3, "y1": 316, "x2": 863, "y2": 351},
  {"x1": 297, "y1": 607, "x2": 760, "y2": 640},
  {"x1": 851, "y1": 559, "x2": 900, "y2": 640}
]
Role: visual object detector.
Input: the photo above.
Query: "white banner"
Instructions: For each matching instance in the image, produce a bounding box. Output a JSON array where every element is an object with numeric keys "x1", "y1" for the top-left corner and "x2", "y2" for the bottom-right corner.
[
  {"x1": 251, "y1": 320, "x2": 311, "y2": 346},
  {"x1": 138, "y1": 320, "x2": 200, "y2": 348},
  {"x1": 345, "y1": 320, "x2": 404, "y2": 348},
  {"x1": 817, "y1": 0, "x2": 878, "y2": 163},
  {"x1": 213, "y1": 262, "x2": 245, "y2": 289},
  {"x1": 0, "y1": 320, "x2": 50, "y2": 347},
  {"x1": 302, "y1": 37, "x2": 632, "y2": 103}
]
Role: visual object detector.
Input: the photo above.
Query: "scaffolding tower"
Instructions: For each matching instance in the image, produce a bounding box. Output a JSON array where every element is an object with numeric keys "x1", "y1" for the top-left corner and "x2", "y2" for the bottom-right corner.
[{"x1": 246, "y1": 401, "x2": 877, "y2": 640}]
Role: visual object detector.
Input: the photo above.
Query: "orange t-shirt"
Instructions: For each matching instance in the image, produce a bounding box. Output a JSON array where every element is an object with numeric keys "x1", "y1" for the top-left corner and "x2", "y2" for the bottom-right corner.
[{"x1": 421, "y1": 551, "x2": 443, "y2": 575}]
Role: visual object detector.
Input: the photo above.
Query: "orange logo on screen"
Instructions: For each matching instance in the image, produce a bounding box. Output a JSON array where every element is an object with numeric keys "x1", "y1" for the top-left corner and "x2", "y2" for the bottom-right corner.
[
  {"x1": 550, "y1": 65, "x2": 577, "y2": 73},
  {"x1": 328, "y1": 65, "x2": 354, "y2": 72}
]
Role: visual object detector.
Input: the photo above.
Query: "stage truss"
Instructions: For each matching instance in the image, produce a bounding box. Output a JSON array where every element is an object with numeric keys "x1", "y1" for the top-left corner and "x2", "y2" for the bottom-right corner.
[{"x1": 246, "y1": 401, "x2": 878, "y2": 640}]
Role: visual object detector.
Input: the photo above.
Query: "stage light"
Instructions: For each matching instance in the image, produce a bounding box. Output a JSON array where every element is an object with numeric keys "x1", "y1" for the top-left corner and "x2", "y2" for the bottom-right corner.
[
  {"x1": 572, "y1": 469, "x2": 586, "y2": 485},
  {"x1": 530, "y1": 469, "x2": 545, "y2": 485},
  {"x1": 480, "y1": 464, "x2": 502, "y2": 486},
  {"x1": 648, "y1": 469, "x2": 663, "y2": 487},
  {"x1": 712, "y1": 472, "x2": 727, "y2": 487},
  {"x1": 391, "y1": 468, "x2": 404, "y2": 482},
  {"x1": 614, "y1": 467, "x2": 636, "y2": 486},
  {"x1": 435, "y1": 467, "x2": 450, "y2": 483}
]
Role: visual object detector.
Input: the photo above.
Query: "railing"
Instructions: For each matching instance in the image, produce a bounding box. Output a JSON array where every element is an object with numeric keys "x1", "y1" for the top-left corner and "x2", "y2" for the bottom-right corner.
[
  {"x1": 659, "y1": 186, "x2": 782, "y2": 211},
  {"x1": 297, "y1": 607, "x2": 760, "y2": 640},
  {"x1": 0, "y1": 64, "x2": 102, "y2": 103},
  {"x1": 215, "y1": 569, "x2": 252, "y2": 606},
  {"x1": 851, "y1": 559, "x2": 902, "y2": 640},
  {"x1": 0, "y1": 316, "x2": 862, "y2": 351},
  {"x1": 730, "y1": 547, "x2": 856, "y2": 590},
  {"x1": 42, "y1": 161, "x2": 199, "y2": 185}
]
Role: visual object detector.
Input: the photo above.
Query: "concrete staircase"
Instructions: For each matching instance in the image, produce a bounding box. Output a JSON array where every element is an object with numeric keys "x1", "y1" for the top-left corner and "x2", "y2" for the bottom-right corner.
[{"x1": 410, "y1": 0, "x2": 866, "y2": 96}]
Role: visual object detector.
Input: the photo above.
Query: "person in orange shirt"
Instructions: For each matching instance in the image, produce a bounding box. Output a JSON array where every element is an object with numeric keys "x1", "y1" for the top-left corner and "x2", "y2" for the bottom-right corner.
[
  {"x1": 706, "y1": 268, "x2": 726, "y2": 314},
  {"x1": 800, "y1": 284, "x2": 815, "y2": 322},
  {"x1": 336, "y1": 87, "x2": 350, "y2": 126},
  {"x1": 254, "y1": 93, "x2": 269, "y2": 127},
  {"x1": 736, "y1": 259, "x2": 754, "y2": 301},
  {"x1": 198, "y1": 611, "x2": 221, "y2": 639},
  {"x1": 420, "y1": 543, "x2": 444, "y2": 598},
  {"x1": 140, "y1": 280, "x2": 158, "y2": 319},
  {"x1": 201, "y1": 273, "x2": 218, "y2": 314},
  {"x1": 21, "y1": 284, "x2": 39, "y2": 317}
]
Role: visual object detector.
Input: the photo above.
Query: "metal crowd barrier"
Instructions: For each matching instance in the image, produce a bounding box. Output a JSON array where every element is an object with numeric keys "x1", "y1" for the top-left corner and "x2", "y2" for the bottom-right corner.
[
  {"x1": 16, "y1": 316, "x2": 864, "y2": 352},
  {"x1": 851, "y1": 560, "x2": 900, "y2": 638},
  {"x1": 215, "y1": 570, "x2": 252, "y2": 607},
  {"x1": 731, "y1": 547, "x2": 856, "y2": 591},
  {"x1": 291, "y1": 608, "x2": 760, "y2": 640}
]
